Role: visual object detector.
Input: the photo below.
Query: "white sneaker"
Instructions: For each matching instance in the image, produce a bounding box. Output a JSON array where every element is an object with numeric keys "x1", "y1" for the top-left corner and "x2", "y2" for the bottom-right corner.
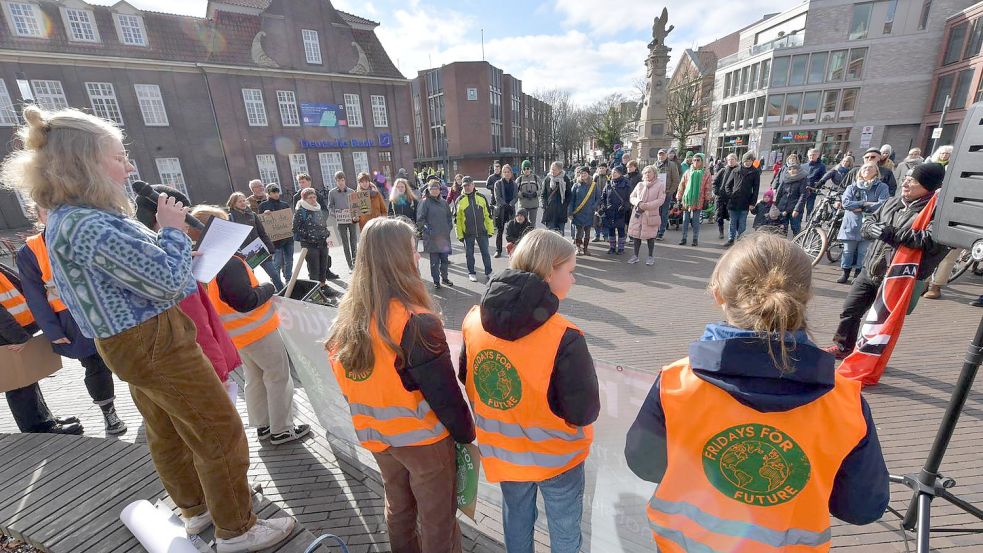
[
  {"x1": 468, "y1": 274, "x2": 478, "y2": 282},
  {"x1": 646, "y1": 256, "x2": 656, "y2": 266},
  {"x1": 627, "y1": 255, "x2": 640, "y2": 264},
  {"x1": 181, "y1": 510, "x2": 213, "y2": 535},
  {"x1": 216, "y1": 517, "x2": 295, "y2": 552}
]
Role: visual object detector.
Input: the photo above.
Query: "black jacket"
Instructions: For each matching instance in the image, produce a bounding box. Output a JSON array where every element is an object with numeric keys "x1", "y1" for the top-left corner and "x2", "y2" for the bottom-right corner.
[
  {"x1": 504, "y1": 218, "x2": 534, "y2": 244},
  {"x1": 724, "y1": 165, "x2": 761, "y2": 210},
  {"x1": 257, "y1": 198, "x2": 293, "y2": 247},
  {"x1": 861, "y1": 194, "x2": 949, "y2": 282},
  {"x1": 388, "y1": 198, "x2": 418, "y2": 222},
  {"x1": 397, "y1": 313, "x2": 475, "y2": 444},
  {"x1": 626, "y1": 170, "x2": 642, "y2": 189},
  {"x1": 292, "y1": 206, "x2": 330, "y2": 248},
  {"x1": 775, "y1": 171, "x2": 807, "y2": 214},
  {"x1": 215, "y1": 255, "x2": 276, "y2": 312},
  {"x1": 0, "y1": 265, "x2": 38, "y2": 346},
  {"x1": 458, "y1": 270, "x2": 600, "y2": 427}
]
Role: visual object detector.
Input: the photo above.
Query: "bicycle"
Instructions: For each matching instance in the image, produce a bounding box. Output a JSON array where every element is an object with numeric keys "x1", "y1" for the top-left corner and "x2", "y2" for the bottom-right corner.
[
  {"x1": 792, "y1": 186, "x2": 844, "y2": 267},
  {"x1": 947, "y1": 248, "x2": 983, "y2": 282}
]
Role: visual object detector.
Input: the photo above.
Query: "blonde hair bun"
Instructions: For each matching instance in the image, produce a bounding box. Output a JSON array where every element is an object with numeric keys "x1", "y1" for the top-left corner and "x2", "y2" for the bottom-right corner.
[{"x1": 20, "y1": 105, "x2": 48, "y2": 149}]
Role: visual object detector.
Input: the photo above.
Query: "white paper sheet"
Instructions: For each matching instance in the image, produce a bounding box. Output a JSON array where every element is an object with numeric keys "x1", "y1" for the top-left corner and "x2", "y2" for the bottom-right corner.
[
  {"x1": 119, "y1": 500, "x2": 200, "y2": 553},
  {"x1": 191, "y1": 218, "x2": 253, "y2": 283}
]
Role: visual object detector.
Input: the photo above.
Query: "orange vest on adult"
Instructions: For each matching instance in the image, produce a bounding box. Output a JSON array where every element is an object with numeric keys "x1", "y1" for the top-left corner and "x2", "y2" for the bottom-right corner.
[
  {"x1": 330, "y1": 300, "x2": 449, "y2": 452},
  {"x1": 647, "y1": 360, "x2": 867, "y2": 553},
  {"x1": 24, "y1": 234, "x2": 68, "y2": 313},
  {"x1": 205, "y1": 256, "x2": 280, "y2": 349},
  {"x1": 461, "y1": 305, "x2": 593, "y2": 483},
  {"x1": 0, "y1": 272, "x2": 34, "y2": 328}
]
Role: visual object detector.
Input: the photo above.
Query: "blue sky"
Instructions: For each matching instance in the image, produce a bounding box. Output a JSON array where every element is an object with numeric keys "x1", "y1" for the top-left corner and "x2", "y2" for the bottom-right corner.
[{"x1": 91, "y1": 0, "x2": 803, "y2": 104}]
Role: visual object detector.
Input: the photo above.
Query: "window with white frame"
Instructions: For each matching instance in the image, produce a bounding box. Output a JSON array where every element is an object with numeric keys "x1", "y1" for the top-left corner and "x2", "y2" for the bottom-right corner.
[
  {"x1": 352, "y1": 151, "x2": 369, "y2": 176},
  {"x1": 241, "y1": 88, "x2": 268, "y2": 126},
  {"x1": 288, "y1": 153, "x2": 308, "y2": 181},
  {"x1": 302, "y1": 29, "x2": 322, "y2": 64},
  {"x1": 370, "y1": 95, "x2": 388, "y2": 127},
  {"x1": 344, "y1": 94, "x2": 363, "y2": 127},
  {"x1": 86, "y1": 82, "x2": 124, "y2": 125},
  {"x1": 155, "y1": 157, "x2": 188, "y2": 197},
  {"x1": 63, "y1": 7, "x2": 99, "y2": 42},
  {"x1": 5, "y1": 2, "x2": 44, "y2": 37},
  {"x1": 318, "y1": 152, "x2": 343, "y2": 187},
  {"x1": 114, "y1": 13, "x2": 147, "y2": 46},
  {"x1": 276, "y1": 90, "x2": 300, "y2": 127},
  {"x1": 134, "y1": 84, "x2": 168, "y2": 126},
  {"x1": 124, "y1": 159, "x2": 140, "y2": 199},
  {"x1": 0, "y1": 81, "x2": 18, "y2": 126},
  {"x1": 256, "y1": 154, "x2": 279, "y2": 186},
  {"x1": 31, "y1": 80, "x2": 69, "y2": 111}
]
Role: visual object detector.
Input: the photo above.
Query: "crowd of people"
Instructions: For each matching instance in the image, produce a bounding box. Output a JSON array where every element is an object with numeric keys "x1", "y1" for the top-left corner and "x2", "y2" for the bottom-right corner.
[{"x1": 0, "y1": 101, "x2": 980, "y2": 553}]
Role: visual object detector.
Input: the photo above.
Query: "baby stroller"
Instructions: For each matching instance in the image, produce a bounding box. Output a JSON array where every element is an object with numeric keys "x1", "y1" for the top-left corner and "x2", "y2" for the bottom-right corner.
[
  {"x1": 667, "y1": 200, "x2": 683, "y2": 230},
  {"x1": 700, "y1": 200, "x2": 716, "y2": 225}
]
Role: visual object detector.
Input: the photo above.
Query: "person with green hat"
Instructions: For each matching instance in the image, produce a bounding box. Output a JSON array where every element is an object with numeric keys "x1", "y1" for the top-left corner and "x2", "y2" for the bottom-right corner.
[
  {"x1": 516, "y1": 159, "x2": 540, "y2": 227},
  {"x1": 681, "y1": 151, "x2": 694, "y2": 175},
  {"x1": 675, "y1": 153, "x2": 711, "y2": 246}
]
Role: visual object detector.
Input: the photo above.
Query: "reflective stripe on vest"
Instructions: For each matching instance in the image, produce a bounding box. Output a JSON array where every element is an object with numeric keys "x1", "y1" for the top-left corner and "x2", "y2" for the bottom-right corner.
[
  {"x1": 0, "y1": 273, "x2": 34, "y2": 327},
  {"x1": 648, "y1": 361, "x2": 866, "y2": 553},
  {"x1": 462, "y1": 305, "x2": 593, "y2": 483},
  {"x1": 205, "y1": 257, "x2": 279, "y2": 349},
  {"x1": 24, "y1": 234, "x2": 68, "y2": 313},
  {"x1": 330, "y1": 301, "x2": 450, "y2": 453}
]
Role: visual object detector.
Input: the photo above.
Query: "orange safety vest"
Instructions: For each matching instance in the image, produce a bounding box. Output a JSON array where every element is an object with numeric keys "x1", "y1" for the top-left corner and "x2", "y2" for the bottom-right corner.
[
  {"x1": 330, "y1": 300, "x2": 450, "y2": 452},
  {"x1": 461, "y1": 305, "x2": 593, "y2": 483},
  {"x1": 205, "y1": 257, "x2": 280, "y2": 349},
  {"x1": 0, "y1": 272, "x2": 34, "y2": 328},
  {"x1": 647, "y1": 360, "x2": 867, "y2": 553},
  {"x1": 24, "y1": 234, "x2": 68, "y2": 313}
]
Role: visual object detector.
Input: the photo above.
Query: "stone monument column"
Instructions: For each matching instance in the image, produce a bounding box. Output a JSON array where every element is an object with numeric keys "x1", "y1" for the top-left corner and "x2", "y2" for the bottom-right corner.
[{"x1": 635, "y1": 8, "x2": 674, "y2": 166}]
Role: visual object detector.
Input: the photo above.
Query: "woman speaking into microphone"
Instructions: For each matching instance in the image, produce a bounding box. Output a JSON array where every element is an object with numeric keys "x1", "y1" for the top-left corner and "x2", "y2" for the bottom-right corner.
[{"x1": 0, "y1": 106, "x2": 291, "y2": 552}]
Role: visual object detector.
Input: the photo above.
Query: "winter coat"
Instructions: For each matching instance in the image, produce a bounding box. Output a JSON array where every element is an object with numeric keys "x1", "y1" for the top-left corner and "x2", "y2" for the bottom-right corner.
[
  {"x1": 293, "y1": 204, "x2": 331, "y2": 247},
  {"x1": 455, "y1": 191, "x2": 495, "y2": 240},
  {"x1": 655, "y1": 160, "x2": 681, "y2": 198},
  {"x1": 837, "y1": 180, "x2": 889, "y2": 241},
  {"x1": 751, "y1": 200, "x2": 782, "y2": 230},
  {"x1": 229, "y1": 206, "x2": 274, "y2": 252},
  {"x1": 257, "y1": 198, "x2": 293, "y2": 247},
  {"x1": 15, "y1": 241, "x2": 98, "y2": 359},
  {"x1": 568, "y1": 179, "x2": 601, "y2": 228},
  {"x1": 845, "y1": 165, "x2": 898, "y2": 197},
  {"x1": 417, "y1": 195, "x2": 453, "y2": 254},
  {"x1": 676, "y1": 169, "x2": 712, "y2": 211},
  {"x1": 818, "y1": 166, "x2": 850, "y2": 195},
  {"x1": 775, "y1": 171, "x2": 808, "y2": 215},
  {"x1": 504, "y1": 218, "x2": 535, "y2": 245},
  {"x1": 861, "y1": 194, "x2": 949, "y2": 283},
  {"x1": 626, "y1": 170, "x2": 642, "y2": 189},
  {"x1": 0, "y1": 266, "x2": 38, "y2": 346},
  {"x1": 388, "y1": 196, "x2": 418, "y2": 222},
  {"x1": 516, "y1": 174, "x2": 540, "y2": 210},
  {"x1": 178, "y1": 283, "x2": 240, "y2": 382},
  {"x1": 806, "y1": 159, "x2": 827, "y2": 189},
  {"x1": 493, "y1": 177, "x2": 519, "y2": 218},
  {"x1": 724, "y1": 165, "x2": 761, "y2": 210},
  {"x1": 447, "y1": 184, "x2": 462, "y2": 206},
  {"x1": 458, "y1": 269, "x2": 600, "y2": 427},
  {"x1": 627, "y1": 178, "x2": 667, "y2": 240},
  {"x1": 600, "y1": 176, "x2": 633, "y2": 226},
  {"x1": 541, "y1": 174, "x2": 573, "y2": 227},
  {"x1": 712, "y1": 165, "x2": 734, "y2": 220},
  {"x1": 486, "y1": 172, "x2": 502, "y2": 205},
  {"x1": 353, "y1": 188, "x2": 386, "y2": 229},
  {"x1": 893, "y1": 156, "x2": 924, "y2": 184},
  {"x1": 625, "y1": 322, "x2": 889, "y2": 525}
]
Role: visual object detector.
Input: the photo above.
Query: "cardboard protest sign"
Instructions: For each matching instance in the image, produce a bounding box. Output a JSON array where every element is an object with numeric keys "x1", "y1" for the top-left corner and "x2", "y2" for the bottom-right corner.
[
  {"x1": 0, "y1": 335, "x2": 63, "y2": 393},
  {"x1": 256, "y1": 209, "x2": 294, "y2": 242}
]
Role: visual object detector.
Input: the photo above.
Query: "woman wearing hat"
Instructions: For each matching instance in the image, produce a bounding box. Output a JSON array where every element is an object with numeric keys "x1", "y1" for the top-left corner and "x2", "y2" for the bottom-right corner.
[
  {"x1": 516, "y1": 160, "x2": 540, "y2": 227},
  {"x1": 417, "y1": 179, "x2": 455, "y2": 289}
]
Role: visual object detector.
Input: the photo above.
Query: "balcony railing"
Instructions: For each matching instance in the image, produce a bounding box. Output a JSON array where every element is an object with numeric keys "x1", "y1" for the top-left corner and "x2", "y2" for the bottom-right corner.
[{"x1": 718, "y1": 32, "x2": 805, "y2": 69}]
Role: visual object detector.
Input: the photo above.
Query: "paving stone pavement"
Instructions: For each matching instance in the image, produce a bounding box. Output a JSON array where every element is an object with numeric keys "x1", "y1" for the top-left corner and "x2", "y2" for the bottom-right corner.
[{"x1": 2, "y1": 216, "x2": 983, "y2": 552}]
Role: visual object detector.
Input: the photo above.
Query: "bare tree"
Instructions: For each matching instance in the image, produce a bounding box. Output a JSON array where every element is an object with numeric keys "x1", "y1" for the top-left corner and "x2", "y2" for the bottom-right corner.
[
  {"x1": 533, "y1": 88, "x2": 581, "y2": 165},
  {"x1": 585, "y1": 93, "x2": 637, "y2": 157},
  {"x1": 665, "y1": 64, "x2": 714, "y2": 151}
]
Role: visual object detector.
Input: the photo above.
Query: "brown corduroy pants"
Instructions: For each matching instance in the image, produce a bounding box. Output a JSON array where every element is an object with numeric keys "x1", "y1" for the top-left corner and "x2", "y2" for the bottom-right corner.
[{"x1": 96, "y1": 306, "x2": 255, "y2": 539}]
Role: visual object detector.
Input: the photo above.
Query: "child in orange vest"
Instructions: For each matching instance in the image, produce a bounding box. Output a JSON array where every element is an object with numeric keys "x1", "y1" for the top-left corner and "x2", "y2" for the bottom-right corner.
[{"x1": 625, "y1": 232, "x2": 888, "y2": 551}]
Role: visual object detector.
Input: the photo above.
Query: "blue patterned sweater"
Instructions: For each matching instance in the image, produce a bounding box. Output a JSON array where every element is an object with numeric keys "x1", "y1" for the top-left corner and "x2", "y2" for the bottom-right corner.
[{"x1": 45, "y1": 205, "x2": 196, "y2": 339}]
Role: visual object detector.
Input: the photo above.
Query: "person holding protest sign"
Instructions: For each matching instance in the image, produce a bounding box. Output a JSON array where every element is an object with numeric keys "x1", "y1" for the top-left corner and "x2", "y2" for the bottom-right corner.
[
  {"x1": 327, "y1": 217, "x2": 474, "y2": 553},
  {"x1": 258, "y1": 184, "x2": 294, "y2": 283},
  {"x1": 625, "y1": 232, "x2": 888, "y2": 552},
  {"x1": 327, "y1": 171, "x2": 359, "y2": 270},
  {"x1": 3, "y1": 105, "x2": 293, "y2": 550},
  {"x1": 460, "y1": 229, "x2": 599, "y2": 553},
  {"x1": 294, "y1": 187, "x2": 338, "y2": 285},
  {"x1": 227, "y1": 192, "x2": 284, "y2": 290}
]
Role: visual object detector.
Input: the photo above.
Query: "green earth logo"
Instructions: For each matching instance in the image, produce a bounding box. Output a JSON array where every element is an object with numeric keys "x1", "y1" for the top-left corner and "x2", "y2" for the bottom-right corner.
[
  {"x1": 473, "y1": 349, "x2": 522, "y2": 410},
  {"x1": 702, "y1": 423, "x2": 811, "y2": 506}
]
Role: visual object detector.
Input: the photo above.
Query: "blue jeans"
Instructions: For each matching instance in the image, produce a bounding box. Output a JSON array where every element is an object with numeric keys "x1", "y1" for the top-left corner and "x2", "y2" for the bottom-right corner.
[
  {"x1": 728, "y1": 208, "x2": 749, "y2": 241},
  {"x1": 500, "y1": 463, "x2": 585, "y2": 553},
  {"x1": 657, "y1": 197, "x2": 671, "y2": 237},
  {"x1": 260, "y1": 257, "x2": 284, "y2": 289},
  {"x1": 789, "y1": 211, "x2": 803, "y2": 236},
  {"x1": 804, "y1": 193, "x2": 817, "y2": 221},
  {"x1": 429, "y1": 252, "x2": 449, "y2": 283},
  {"x1": 464, "y1": 234, "x2": 493, "y2": 276},
  {"x1": 681, "y1": 210, "x2": 700, "y2": 242},
  {"x1": 841, "y1": 239, "x2": 869, "y2": 270},
  {"x1": 272, "y1": 241, "x2": 294, "y2": 282}
]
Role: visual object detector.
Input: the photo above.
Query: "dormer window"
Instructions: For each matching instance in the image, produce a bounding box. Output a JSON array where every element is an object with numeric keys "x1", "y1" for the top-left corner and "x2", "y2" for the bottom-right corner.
[
  {"x1": 62, "y1": 6, "x2": 100, "y2": 42},
  {"x1": 114, "y1": 13, "x2": 147, "y2": 46},
  {"x1": 3, "y1": 1, "x2": 45, "y2": 38}
]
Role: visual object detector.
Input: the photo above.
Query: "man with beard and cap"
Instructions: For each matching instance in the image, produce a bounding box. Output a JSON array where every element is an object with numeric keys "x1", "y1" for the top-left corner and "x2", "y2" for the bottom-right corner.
[{"x1": 824, "y1": 163, "x2": 950, "y2": 359}]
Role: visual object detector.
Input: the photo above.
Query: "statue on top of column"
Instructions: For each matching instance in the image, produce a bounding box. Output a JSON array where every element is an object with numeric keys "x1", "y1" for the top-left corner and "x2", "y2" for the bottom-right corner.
[{"x1": 650, "y1": 7, "x2": 674, "y2": 48}]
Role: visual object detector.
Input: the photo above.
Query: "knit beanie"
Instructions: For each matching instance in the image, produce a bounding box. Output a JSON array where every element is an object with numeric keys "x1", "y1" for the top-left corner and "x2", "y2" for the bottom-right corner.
[
  {"x1": 909, "y1": 162, "x2": 946, "y2": 191},
  {"x1": 521, "y1": 159, "x2": 532, "y2": 170},
  {"x1": 742, "y1": 152, "x2": 756, "y2": 163},
  {"x1": 134, "y1": 184, "x2": 191, "y2": 229}
]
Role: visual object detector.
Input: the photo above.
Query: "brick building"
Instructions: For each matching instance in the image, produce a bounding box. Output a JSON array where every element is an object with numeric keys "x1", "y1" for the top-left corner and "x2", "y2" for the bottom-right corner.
[
  {"x1": 919, "y1": 1, "x2": 983, "y2": 153},
  {"x1": 0, "y1": 0, "x2": 414, "y2": 230},
  {"x1": 411, "y1": 61, "x2": 551, "y2": 180}
]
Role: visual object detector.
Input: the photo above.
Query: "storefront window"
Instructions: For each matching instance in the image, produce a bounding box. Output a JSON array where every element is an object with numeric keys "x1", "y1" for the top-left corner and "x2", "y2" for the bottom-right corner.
[
  {"x1": 800, "y1": 91, "x2": 820, "y2": 124},
  {"x1": 783, "y1": 93, "x2": 801, "y2": 125},
  {"x1": 770, "y1": 57, "x2": 789, "y2": 87},
  {"x1": 827, "y1": 50, "x2": 847, "y2": 81},
  {"x1": 820, "y1": 90, "x2": 839, "y2": 122},
  {"x1": 788, "y1": 55, "x2": 809, "y2": 86},
  {"x1": 807, "y1": 52, "x2": 827, "y2": 84}
]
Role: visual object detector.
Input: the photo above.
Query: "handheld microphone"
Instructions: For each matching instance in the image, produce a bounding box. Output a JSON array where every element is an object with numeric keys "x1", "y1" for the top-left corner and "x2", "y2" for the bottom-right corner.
[{"x1": 131, "y1": 180, "x2": 204, "y2": 230}]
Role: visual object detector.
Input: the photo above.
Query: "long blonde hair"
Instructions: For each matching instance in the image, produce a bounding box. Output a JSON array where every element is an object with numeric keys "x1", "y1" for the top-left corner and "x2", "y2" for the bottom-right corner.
[
  {"x1": 1, "y1": 105, "x2": 132, "y2": 215},
  {"x1": 226, "y1": 192, "x2": 247, "y2": 211},
  {"x1": 510, "y1": 229, "x2": 576, "y2": 280},
  {"x1": 326, "y1": 217, "x2": 437, "y2": 373},
  {"x1": 708, "y1": 232, "x2": 812, "y2": 373},
  {"x1": 389, "y1": 178, "x2": 417, "y2": 203}
]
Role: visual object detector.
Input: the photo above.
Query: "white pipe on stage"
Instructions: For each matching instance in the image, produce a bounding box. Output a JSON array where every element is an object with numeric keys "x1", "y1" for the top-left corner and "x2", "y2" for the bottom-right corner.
[{"x1": 120, "y1": 499, "x2": 202, "y2": 553}]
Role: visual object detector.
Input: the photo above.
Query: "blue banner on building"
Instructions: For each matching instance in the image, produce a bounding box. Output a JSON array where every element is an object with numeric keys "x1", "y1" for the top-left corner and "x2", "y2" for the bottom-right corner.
[{"x1": 301, "y1": 103, "x2": 348, "y2": 127}]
